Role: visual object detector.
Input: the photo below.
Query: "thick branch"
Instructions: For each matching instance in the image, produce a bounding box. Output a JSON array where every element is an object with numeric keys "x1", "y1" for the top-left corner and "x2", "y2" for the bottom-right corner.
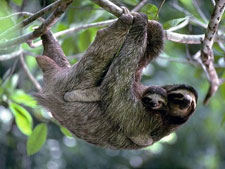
[
  {"x1": 165, "y1": 32, "x2": 204, "y2": 44},
  {"x1": 90, "y1": 0, "x2": 123, "y2": 17},
  {"x1": 201, "y1": 0, "x2": 225, "y2": 104}
]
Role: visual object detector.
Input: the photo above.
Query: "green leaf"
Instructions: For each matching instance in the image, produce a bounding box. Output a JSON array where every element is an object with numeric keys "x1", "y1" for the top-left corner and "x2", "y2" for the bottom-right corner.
[
  {"x1": 140, "y1": 4, "x2": 158, "y2": 20},
  {"x1": 60, "y1": 126, "x2": 73, "y2": 137},
  {"x1": 27, "y1": 123, "x2": 48, "y2": 156},
  {"x1": 163, "y1": 17, "x2": 189, "y2": 30},
  {"x1": 9, "y1": 102, "x2": 33, "y2": 135},
  {"x1": 78, "y1": 30, "x2": 92, "y2": 52},
  {"x1": 12, "y1": 0, "x2": 23, "y2": 6},
  {"x1": 11, "y1": 90, "x2": 37, "y2": 108}
]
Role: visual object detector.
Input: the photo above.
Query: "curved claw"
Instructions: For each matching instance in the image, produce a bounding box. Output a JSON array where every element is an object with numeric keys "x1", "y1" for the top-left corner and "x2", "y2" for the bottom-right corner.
[{"x1": 119, "y1": 7, "x2": 133, "y2": 25}]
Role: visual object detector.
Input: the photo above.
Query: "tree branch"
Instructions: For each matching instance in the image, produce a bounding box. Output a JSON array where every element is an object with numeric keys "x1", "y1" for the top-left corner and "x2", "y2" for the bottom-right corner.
[
  {"x1": 201, "y1": 0, "x2": 225, "y2": 104},
  {"x1": 0, "y1": 0, "x2": 63, "y2": 39},
  {"x1": 31, "y1": 19, "x2": 116, "y2": 47},
  {"x1": 165, "y1": 32, "x2": 204, "y2": 44},
  {"x1": 89, "y1": 0, "x2": 225, "y2": 104},
  {"x1": 0, "y1": 0, "x2": 73, "y2": 49},
  {"x1": 19, "y1": 53, "x2": 42, "y2": 92},
  {"x1": 1, "y1": 0, "x2": 225, "y2": 49},
  {"x1": 167, "y1": 18, "x2": 189, "y2": 32},
  {"x1": 0, "y1": 48, "x2": 23, "y2": 61},
  {"x1": 90, "y1": 0, "x2": 123, "y2": 17},
  {"x1": 132, "y1": 0, "x2": 148, "y2": 12}
]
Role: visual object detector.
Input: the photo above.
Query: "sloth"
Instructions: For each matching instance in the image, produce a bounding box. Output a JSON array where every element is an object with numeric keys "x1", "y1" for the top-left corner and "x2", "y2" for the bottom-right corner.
[{"x1": 35, "y1": 9, "x2": 197, "y2": 149}]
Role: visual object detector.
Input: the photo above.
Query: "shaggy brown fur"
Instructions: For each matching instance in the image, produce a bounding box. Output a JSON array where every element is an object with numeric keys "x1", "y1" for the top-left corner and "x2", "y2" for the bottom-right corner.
[{"x1": 35, "y1": 11, "x2": 197, "y2": 149}]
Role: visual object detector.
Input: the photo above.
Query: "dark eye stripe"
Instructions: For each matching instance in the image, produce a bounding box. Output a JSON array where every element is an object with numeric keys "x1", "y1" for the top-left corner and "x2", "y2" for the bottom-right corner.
[
  {"x1": 142, "y1": 97, "x2": 152, "y2": 106},
  {"x1": 168, "y1": 93, "x2": 184, "y2": 99}
]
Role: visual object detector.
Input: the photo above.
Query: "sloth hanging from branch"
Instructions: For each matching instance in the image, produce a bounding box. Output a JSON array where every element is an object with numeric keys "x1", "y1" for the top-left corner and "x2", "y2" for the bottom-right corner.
[{"x1": 35, "y1": 8, "x2": 198, "y2": 149}]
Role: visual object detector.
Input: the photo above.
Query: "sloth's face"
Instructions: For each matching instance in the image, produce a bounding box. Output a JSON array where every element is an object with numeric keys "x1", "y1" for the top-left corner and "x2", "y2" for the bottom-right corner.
[
  {"x1": 167, "y1": 89, "x2": 197, "y2": 117},
  {"x1": 142, "y1": 93, "x2": 167, "y2": 110},
  {"x1": 161, "y1": 84, "x2": 198, "y2": 125},
  {"x1": 141, "y1": 86, "x2": 167, "y2": 111}
]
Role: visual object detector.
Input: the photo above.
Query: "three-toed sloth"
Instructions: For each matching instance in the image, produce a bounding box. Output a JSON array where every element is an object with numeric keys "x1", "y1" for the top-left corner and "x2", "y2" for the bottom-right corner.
[{"x1": 35, "y1": 10, "x2": 197, "y2": 149}]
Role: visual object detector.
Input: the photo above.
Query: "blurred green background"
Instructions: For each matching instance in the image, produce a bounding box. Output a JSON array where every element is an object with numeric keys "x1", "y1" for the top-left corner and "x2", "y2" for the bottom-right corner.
[{"x1": 0, "y1": 0, "x2": 225, "y2": 169}]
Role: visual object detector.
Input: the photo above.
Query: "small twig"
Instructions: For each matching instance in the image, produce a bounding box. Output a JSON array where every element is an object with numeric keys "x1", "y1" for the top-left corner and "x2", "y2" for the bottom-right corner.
[
  {"x1": 31, "y1": 19, "x2": 116, "y2": 47},
  {"x1": 159, "y1": 54, "x2": 225, "y2": 68},
  {"x1": 0, "y1": 0, "x2": 73, "y2": 49},
  {"x1": 0, "y1": 0, "x2": 63, "y2": 39},
  {"x1": 132, "y1": 0, "x2": 148, "y2": 12},
  {"x1": 31, "y1": 19, "x2": 223, "y2": 48},
  {"x1": 19, "y1": 53, "x2": 42, "y2": 91},
  {"x1": 156, "y1": 0, "x2": 166, "y2": 19},
  {"x1": 171, "y1": 1, "x2": 225, "y2": 40},
  {"x1": 201, "y1": 0, "x2": 225, "y2": 104},
  {"x1": 0, "y1": 12, "x2": 33, "y2": 21},
  {"x1": 193, "y1": 0, "x2": 208, "y2": 23},
  {"x1": 90, "y1": 0, "x2": 123, "y2": 17},
  {"x1": 0, "y1": 48, "x2": 23, "y2": 61},
  {"x1": 167, "y1": 18, "x2": 189, "y2": 32},
  {"x1": 2, "y1": 59, "x2": 19, "y2": 82},
  {"x1": 159, "y1": 55, "x2": 198, "y2": 66},
  {"x1": 68, "y1": 53, "x2": 84, "y2": 60},
  {"x1": 32, "y1": 21, "x2": 213, "y2": 48},
  {"x1": 1, "y1": 0, "x2": 225, "y2": 49}
]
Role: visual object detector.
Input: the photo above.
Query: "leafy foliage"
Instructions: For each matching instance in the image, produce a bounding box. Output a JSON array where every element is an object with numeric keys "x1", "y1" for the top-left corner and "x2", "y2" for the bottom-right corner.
[
  {"x1": 9, "y1": 102, "x2": 33, "y2": 135},
  {"x1": 163, "y1": 17, "x2": 189, "y2": 30},
  {"x1": 26, "y1": 123, "x2": 48, "y2": 155}
]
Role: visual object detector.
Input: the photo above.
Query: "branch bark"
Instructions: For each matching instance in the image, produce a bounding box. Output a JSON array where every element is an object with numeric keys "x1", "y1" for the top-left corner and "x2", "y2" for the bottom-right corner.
[
  {"x1": 201, "y1": 0, "x2": 225, "y2": 104},
  {"x1": 0, "y1": 48, "x2": 23, "y2": 61},
  {"x1": 90, "y1": 0, "x2": 123, "y2": 17},
  {"x1": 0, "y1": 0, "x2": 63, "y2": 39},
  {"x1": 0, "y1": 0, "x2": 73, "y2": 49},
  {"x1": 19, "y1": 53, "x2": 42, "y2": 91},
  {"x1": 29, "y1": 21, "x2": 219, "y2": 49}
]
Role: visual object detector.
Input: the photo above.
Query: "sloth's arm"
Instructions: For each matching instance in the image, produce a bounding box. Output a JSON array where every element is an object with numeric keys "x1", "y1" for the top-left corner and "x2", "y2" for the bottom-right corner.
[{"x1": 64, "y1": 87, "x2": 100, "y2": 102}]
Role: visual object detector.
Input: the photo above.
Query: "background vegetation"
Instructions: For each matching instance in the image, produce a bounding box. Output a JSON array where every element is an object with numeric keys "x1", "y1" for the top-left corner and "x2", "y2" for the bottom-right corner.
[{"x1": 0, "y1": 0, "x2": 225, "y2": 169}]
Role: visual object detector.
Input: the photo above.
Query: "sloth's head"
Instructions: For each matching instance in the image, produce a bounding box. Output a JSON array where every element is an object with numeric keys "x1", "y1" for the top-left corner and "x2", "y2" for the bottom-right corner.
[
  {"x1": 141, "y1": 84, "x2": 197, "y2": 125},
  {"x1": 141, "y1": 86, "x2": 168, "y2": 111},
  {"x1": 162, "y1": 84, "x2": 198, "y2": 125}
]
